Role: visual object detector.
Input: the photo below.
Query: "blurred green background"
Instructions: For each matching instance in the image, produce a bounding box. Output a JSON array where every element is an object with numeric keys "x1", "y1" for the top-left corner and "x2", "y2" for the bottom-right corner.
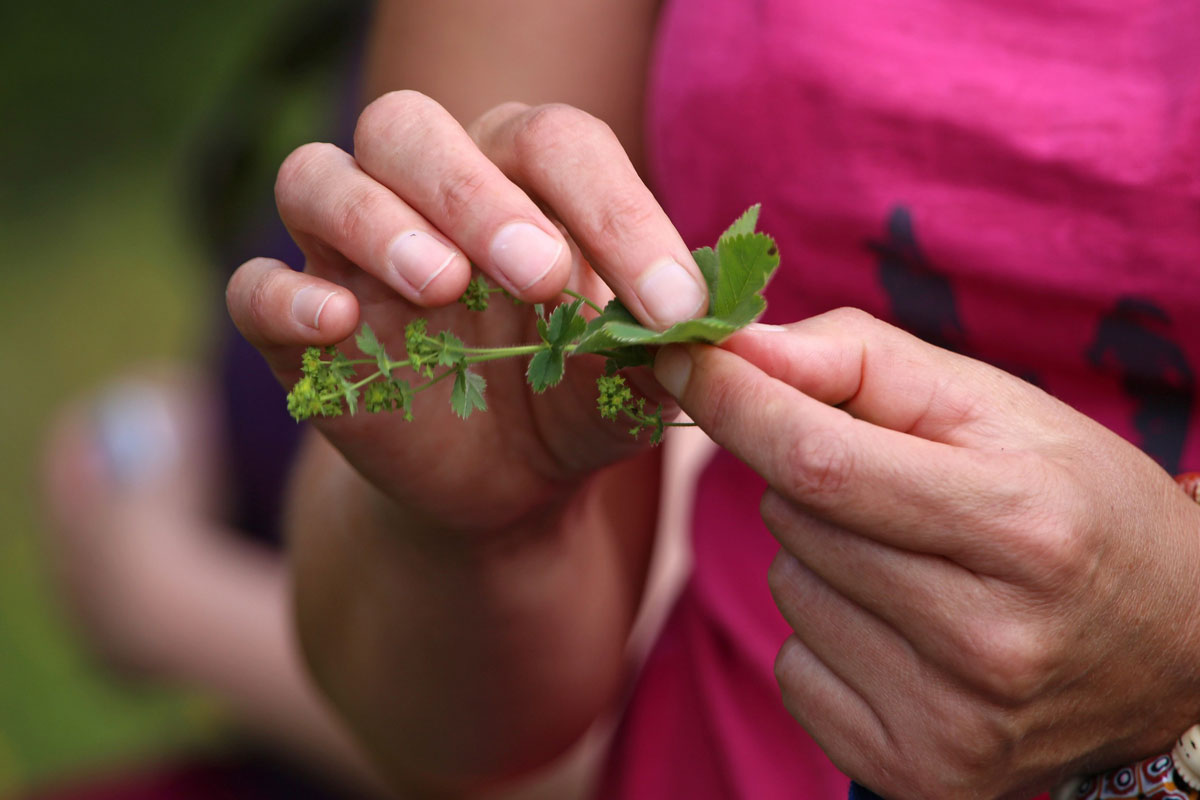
[{"x1": 0, "y1": 2, "x2": 356, "y2": 794}]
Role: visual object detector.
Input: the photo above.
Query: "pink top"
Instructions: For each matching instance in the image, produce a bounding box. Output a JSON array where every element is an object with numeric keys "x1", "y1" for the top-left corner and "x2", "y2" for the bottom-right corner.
[{"x1": 599, "y1": 1, "x2": 1200, "y2": 797}]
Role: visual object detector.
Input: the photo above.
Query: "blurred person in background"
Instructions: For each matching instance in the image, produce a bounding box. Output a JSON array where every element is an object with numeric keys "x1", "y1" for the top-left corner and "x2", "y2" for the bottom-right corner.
[
  {"x1": 36, "y1": 3, "x2": 388, "y2": 799},
  {"x1": 42, "y1": 2, "x2": 1200, "y2": 800}
]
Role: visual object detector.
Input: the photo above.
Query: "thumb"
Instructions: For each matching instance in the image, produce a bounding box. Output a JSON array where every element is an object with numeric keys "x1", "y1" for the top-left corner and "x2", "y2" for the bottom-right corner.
[{"x1": 722, "y1": 308, "x2": 1053, "y2": 448}]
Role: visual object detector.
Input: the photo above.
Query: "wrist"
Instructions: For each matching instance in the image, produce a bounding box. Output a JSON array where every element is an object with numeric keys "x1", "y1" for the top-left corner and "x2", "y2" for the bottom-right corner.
[
  {"x1": 1053, "y1": 471, "x2": 1200, "y2": 800},
  {"x1": 288, "y1": 438, "x2": 649, "y2": 789}
]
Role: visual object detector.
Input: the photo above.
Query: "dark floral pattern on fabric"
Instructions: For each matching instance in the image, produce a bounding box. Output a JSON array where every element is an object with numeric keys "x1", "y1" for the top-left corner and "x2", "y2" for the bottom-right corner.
[{"x1": 1087, "y1": 298, "x2": 1195, "y2": 475}]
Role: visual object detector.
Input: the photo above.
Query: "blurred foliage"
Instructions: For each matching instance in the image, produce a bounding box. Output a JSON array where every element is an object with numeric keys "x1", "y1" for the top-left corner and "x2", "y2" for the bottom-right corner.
[{"x1": 0, "y1": 0, "x2": 361, "y2": 794}]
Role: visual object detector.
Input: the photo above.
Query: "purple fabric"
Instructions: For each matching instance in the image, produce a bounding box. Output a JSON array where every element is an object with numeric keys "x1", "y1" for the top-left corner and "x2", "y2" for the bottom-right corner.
[{"x1": 216, "y1": 227, "x2": 306, "y2": 547}]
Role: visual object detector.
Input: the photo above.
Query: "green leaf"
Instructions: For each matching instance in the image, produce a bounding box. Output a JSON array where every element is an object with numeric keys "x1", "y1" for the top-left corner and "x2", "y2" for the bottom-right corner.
[
  {"x1": 390, "y1": 378, "x2": 414, "y2": 421},
  {"x1": 526, "y1": 298, "x2": 585, "y2": 392},
  {"x1": 573, "y1": 206, "x2": 778, "y2": 356},
  {"x1": 340, "y1": 378, "x2": 360, "y2": 416},
  {"x1": 356, "y1": 324, "x2": 394, "y2": 377},
  {"x1": 526, "y1": 348, "x2": 566, "y2": 392},
  {"x1": 434, "y1": 331, "x2": 465, "y2": 367},
  {"x1": 709, "y1": 232, "x2": 778, "y2": 325},
  {"x1": 720, "y1": 203, "x2": 761, "y2": 239},
  {"x1": 355, "y1": 324, "x2": 382, "y2": 358},
  {"x1": 329, "y1": 352, "x2": 356, "y2": 382},
  {"x1": 450, "y1": 368, "x2": 487, "y2": 419},
  {"x1": 545, "y1": 299, "x2": 587, "y2": 347},
  {"x1": 693, "y1": 246, "x2": 719, "y2": 298},
  {"x1": 573, "y1": 298, "x2": 741, "y2": 354},
  {"x1": 601, "y1": 346, "x2": 654, "y2": 374}
]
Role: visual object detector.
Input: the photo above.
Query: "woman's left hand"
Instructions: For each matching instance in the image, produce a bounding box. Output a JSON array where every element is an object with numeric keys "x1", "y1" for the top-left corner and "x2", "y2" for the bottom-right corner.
[{"x1": 654, "y1": 308, "x2": 1200, "y2": 800}]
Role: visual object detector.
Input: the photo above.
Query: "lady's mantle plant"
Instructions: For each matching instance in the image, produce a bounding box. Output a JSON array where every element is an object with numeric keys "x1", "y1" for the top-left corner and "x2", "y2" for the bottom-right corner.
[{"x1": 286, "y1": 205, "x2": 780, "y2": 444}]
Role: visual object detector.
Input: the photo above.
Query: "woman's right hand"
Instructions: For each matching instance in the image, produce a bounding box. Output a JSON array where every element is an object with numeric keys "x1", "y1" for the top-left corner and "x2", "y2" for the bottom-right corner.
[{"x1": 227, "y1": 90, "x2": 708, "y2": 535}]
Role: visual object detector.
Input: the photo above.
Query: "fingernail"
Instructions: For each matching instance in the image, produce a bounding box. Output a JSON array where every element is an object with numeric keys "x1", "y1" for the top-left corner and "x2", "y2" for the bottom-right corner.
[
  {"x1": 654, "y1": 346, "x2": 693, "y2": 399},
  {"x1": 637, "y1": 260, "x2": 706, "y2": 328},
  {"x1": 748, "y1": 322, "x2": 787, "y2": 332},
  {"x1": 387, "y1": 231, "x2": 458, "y2": 293},
  {"x1": 489, "y1": 222, "x2": 563, "y2": 291},
  {"x1": 292, "y1": 286, "x2": 337, "y2": 329}
]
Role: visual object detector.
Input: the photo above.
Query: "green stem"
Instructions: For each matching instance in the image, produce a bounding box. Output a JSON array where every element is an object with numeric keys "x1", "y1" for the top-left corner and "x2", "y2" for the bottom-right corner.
[
  {"x1": 461, "y1": 344, "x2": 548, "y2": 363},
  {"x1": 321, "y1": 358, "x2": 376, "y2": 366},
  {"x1": 619, "y1": 407, "x2": 654, "y2": 426},
  {"x1": 413, "y1": 368, "x2": 457, "y2": 393},
  {"x1": 617, "y1": 407, "x2": 696, "y2": 429},
  {"x1": 318, "y1": 369, "x2": 382, "y2": 402},
  {"x1": 562, "y1": 288, "x2": 604, "y2": 314}
]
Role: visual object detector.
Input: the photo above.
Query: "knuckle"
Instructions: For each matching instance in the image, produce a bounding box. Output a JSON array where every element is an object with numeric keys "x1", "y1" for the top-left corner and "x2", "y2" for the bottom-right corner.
[
  {"x1": 470, "y1": 101, "x2": 531, "y2": 144},
  {"x1": 225, "y1": 269, "x2": 249, "y2": 321},
  {"x1": 513, "y1": 103, "x2": 608, "y2": 160},
  {"x1": 957, "y1": 618, "x2": 1053, "y2": 704},
  {"x1": 784, "y1": 427, "x2": 854, "y2": 502},
  {"x1": 1022, "y1": 515, "x2": 1089, "y2": 589},
  {"x1": 226, "y1": 258, "x2": 268, "y2": 306},
  {"x1": 984, "y1": 453, "x2": 1099, "y2": 592},
  {"x1": 513, "y1": 104, "x2": 635, "y2": 197},
  {"x1": 227, "y1": 259, "x2": 277, "y2": 331},
  {"x1": 759, "y1": 489, "x2": 793, "y2": 532},
  {"x1": 766, "y1": 549, "x2": 799, "y2": 607},
  {"x1": 276, "y1": 142, "x2": 344, "y2": 208},
  {"x1": 354, "y1": 89, "x2": 439, "y2": 155},
  {"x1": 993, "y1": 457, "x2": 1094, "y2": 589},
  {"x1": 587, "y1": 192, "x2": 660, "y2": 247},
  {"x1": 773, "y1": 635, "x2": 803, "y2": 690},
  {"x1": 822, "y1": 306, "x2": 878, "y2": 332},
  {"x1": 943, "y1": 722, "x2": 1006, "y2": 775},
  {"x1": 486, "y1": 100, "x2": 532, "y2": 123},
  {"x1": 226, "y1": 261, "x2": 250, "y2": 301},
  {"x1": 245, "y1": 269, "x2": 279, "y2": 331},
  {"x1": 433, "y1": 167, "x2": 490, "y2": 226},
  {"x1": 926, "y1": 713, "x2": 1019, "y2": 796},
  {"x1": 926, "y1": 372, "x2": 987, "y2": 431},
  {"x1": 328, "y1": 186, "x2": 391, "y2": 252}
]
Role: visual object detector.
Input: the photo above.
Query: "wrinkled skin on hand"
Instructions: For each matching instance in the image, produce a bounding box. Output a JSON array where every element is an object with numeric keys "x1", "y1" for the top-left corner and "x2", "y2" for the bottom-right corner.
[{"x1": 656, "y1": 309, "x2": 1200, "y2": 800}]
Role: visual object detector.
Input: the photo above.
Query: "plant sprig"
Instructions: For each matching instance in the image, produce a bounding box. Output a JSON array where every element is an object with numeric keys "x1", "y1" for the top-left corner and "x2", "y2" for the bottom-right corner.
[{"x1": 285, "y1": 205, "x2": 780, "y2": 444}]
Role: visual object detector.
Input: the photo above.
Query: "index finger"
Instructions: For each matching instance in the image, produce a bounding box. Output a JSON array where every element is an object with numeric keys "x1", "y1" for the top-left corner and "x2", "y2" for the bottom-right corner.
[
  {"x1": 354, "y1": 93, "x2": 709, "y2": 327},
  {"x1": 722, "y1": 309, "x2": 1061, "y2": 451},
  {"x1": 654, "y1": 342, "x2": 1046, "y2": 570},
  {"x1": 353, "y1": 91, "x2": 572, "y2": 302},
  {"x1": 474, "y1": 102, "x2": 709, "y2": 330}
]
